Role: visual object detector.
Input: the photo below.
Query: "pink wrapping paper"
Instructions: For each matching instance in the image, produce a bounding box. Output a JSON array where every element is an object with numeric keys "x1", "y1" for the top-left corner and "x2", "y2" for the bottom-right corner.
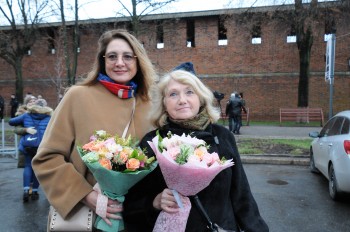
[
  {"x1": 148, "y1": 136, "x2": 234, "y2": 196},
  {"x1": 148, "y1": 134, "x2": 234, "y2": 232},
  {"x1": 152, "y1": 197, "x2": 191, "y2": 232}
]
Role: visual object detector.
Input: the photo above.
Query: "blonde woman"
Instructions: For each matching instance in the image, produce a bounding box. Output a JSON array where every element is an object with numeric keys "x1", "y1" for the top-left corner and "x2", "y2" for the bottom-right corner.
[{"x1": 124, "y1": 67, "x2": 269, "y2": 232}]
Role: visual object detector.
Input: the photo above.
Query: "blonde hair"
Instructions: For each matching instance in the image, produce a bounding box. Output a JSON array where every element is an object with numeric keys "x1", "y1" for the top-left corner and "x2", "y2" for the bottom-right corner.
[
  {"x1": 150, "y1": 70, "x2": 221, "y2": 127},
  {"x1": 79, "y1": 29, "x2": 156, "y2": 101}
]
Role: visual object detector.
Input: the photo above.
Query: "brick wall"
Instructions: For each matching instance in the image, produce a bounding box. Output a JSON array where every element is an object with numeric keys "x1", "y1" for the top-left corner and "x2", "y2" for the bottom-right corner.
[{"x1": 0, "y1": 9, "x2": 349, "y2": 121}]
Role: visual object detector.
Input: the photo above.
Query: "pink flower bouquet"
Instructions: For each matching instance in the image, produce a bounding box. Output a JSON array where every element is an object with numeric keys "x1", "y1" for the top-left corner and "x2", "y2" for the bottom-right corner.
[
  {"x1": 78, "y1": 130, "x2": 157, "y2": 232},
  {"x1": 148, "y1": 131, "x2": 234, "y2": 232}
]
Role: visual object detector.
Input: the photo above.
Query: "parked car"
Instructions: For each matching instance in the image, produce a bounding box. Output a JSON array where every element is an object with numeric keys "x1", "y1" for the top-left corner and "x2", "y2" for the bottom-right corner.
[{"x1": 309, "y1": 110, "x2": 350, "y2": 200}]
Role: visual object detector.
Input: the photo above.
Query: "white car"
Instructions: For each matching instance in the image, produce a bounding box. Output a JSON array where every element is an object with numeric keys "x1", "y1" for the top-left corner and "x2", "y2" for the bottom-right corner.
[{"x1": 309, "y1": 110, "x2": 350, "y2": 200}]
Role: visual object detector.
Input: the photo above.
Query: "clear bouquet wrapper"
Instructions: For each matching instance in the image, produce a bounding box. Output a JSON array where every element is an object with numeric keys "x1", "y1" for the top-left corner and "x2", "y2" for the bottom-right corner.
[{"x1": 148, "y1": 132, "x2": 234, "y2": 232}]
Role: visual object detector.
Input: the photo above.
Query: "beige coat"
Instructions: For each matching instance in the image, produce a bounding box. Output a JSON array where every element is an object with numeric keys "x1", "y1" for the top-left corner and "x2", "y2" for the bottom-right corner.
[{"x1": 32, "y1": 83, "x2": 153, "y2": 218}]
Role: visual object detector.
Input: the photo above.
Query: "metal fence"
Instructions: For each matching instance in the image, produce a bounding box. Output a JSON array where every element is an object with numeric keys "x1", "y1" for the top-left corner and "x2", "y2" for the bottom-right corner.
[{"x1": 0, "y1": 119, "x2": 18, "y2": 158}]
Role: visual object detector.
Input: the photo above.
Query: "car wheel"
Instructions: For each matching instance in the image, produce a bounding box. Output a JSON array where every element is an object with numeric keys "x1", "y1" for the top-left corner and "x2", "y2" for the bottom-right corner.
[
  {"x1": 309, "y1": 148, "x2": 319, "y2": 173},
  {"x1": 329, "y1": 163, "x2": 340, "y2": 201}
]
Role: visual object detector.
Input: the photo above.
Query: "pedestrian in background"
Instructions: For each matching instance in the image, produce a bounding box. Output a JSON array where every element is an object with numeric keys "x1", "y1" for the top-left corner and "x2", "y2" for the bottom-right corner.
[
  {"x1": 25, "y1": 92, "x2": 33, "y2": 98},
  {"x1": 9, "y1": 98, "x2": 53, "y2": 202},
  {"x1": 226, "y1": 92, "x2": 246, "y2": 134},
  {"x1": 32, "y1": 29, "x2": 156, "y2": 227},
  {"x1": 10, "y1": 94, "x2": 19, "y2": 118},
  {"x1": 0, "y1": 94, "x2": 4, "y2": 120},
  {"x1": 13, "y1": 95, "x2": 38, "y2": 168},
  {"x1": 239, "y1": 92, "x2": 246, "y2": 107}
]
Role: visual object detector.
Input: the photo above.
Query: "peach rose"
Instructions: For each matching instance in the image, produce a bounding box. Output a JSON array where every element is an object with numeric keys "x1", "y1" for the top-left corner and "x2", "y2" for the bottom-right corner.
[
  {"x1": 194, "y1": 146, "x2": 207, "y2": 160},
  {"x1": 126, "y1": 158, "x2": 140, "y2": 171},
  {"x1": 83, "y1": 141, "x2": 106, "y2": 152},
  {"x1": 99, "y1": 158, "x2": 112, "y2": 170},
  {"x1": 119, "y1": 149, "x2": 129, "y2": 163},
  {"x1": 93, "y1": 141, "x2": 106, "y2": 151},
  {"x1": 82, "y1": 141, "x2": 96, "y2": 151}
]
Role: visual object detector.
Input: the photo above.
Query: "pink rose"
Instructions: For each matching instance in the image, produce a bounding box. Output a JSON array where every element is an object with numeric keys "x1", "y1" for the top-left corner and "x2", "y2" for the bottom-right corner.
[
  {"x1": 202, "y1": 152, "x2": 220, "y2": 166},
  {"x1": 167, "y1": 147, "x2": 180, "y2": 160}
]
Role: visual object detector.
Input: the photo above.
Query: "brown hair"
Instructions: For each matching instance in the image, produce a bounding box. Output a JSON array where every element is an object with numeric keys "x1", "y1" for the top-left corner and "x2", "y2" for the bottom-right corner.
[{"x1": 79, "y1": 29, "x2": 156, "y2": 101}]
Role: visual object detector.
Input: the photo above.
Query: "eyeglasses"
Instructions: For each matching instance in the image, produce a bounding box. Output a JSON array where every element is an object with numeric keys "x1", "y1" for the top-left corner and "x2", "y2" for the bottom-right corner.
[{"x1": 103, "y1": 53, "x2": 137, "y2": 65}]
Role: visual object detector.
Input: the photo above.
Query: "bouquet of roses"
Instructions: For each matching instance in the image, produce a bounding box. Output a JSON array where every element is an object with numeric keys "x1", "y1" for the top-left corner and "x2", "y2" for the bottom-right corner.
[
  {"x1": 78, "y1": 130, "x2": 157, "y2": 232},
  {"x1": 148, "y1": 131, "x2": 234, "y2": 232}
]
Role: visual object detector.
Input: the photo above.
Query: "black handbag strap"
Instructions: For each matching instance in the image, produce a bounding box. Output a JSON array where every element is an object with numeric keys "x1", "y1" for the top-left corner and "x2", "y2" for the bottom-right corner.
[{"x1": 192, "y1": 195, "x2": 216, "y2": 231}]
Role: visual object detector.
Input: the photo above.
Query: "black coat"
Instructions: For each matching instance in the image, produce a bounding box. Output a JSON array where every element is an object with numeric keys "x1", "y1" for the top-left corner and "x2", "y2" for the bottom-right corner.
[
  {"x1": 226, "y1": 97, "x2": 246, "y2": 117},
  {"x1": 124, "y1": 122, "x2": 269, "y2": 232}
]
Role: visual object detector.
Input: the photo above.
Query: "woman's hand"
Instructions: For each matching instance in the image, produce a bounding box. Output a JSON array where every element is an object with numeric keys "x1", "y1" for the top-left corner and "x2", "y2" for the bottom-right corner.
[
  {"x1": 153, "y1": 188, "x2": 183, "y2": 213},
  {"x1": 82, "y1": 190, "x2": 123, "y2": 226},
  {"x1": 26, "y1": 127, "x2": 37, "y2": 135}
]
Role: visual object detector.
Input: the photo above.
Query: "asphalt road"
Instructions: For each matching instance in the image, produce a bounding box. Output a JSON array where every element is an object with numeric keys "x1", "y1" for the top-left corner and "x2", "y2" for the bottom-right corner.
[
  {"x1": 1, "y1": 157, "x2": 349, "y2": 232},
  {"x1": 245, "y1": 164, "x2": 350, "y2": 232},
  {"x1": 0, "y1": 158, "x2": 49, "y2": 232}
]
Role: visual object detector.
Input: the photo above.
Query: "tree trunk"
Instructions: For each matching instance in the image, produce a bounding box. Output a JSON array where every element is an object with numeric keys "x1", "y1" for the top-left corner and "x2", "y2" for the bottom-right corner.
[
  {"x1": 72, "y1": 0, "x2": 79, "y2": 84},
  {"x1": 297, "y1": 26, "x2": 313, "y2": 107},
  {"x1": 15, "y1": 59, "x2": 23, "y2": 102},
  {"x1": 131, "y1": 0, "x2": 139, "y2": 36},
  {"x1": 60, "y1": 0, "x2": 72, "y2": 86},
  {"x1": 298, "y1": 46, "x2": 310, "y2": 107}
]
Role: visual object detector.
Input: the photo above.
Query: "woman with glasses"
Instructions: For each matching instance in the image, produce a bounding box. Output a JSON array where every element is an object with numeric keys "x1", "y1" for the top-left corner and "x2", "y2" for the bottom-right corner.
[{"x1": 32, "y1": 29, "x2": 157, "y2": 227}]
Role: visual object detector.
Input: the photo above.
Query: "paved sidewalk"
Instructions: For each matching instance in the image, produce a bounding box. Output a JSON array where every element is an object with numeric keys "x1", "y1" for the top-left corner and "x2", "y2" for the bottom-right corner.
[{"x1": 237, "y1": 125, "x2": 320, "y2": 139}]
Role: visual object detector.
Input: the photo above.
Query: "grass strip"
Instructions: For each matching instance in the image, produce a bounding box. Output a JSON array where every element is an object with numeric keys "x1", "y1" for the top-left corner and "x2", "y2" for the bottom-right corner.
[{"x1": 236, "y1": 138, "x2": 312, "y2": 155}]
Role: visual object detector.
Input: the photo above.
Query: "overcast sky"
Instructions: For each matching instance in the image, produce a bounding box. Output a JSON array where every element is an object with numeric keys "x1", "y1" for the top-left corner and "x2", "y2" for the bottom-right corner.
[
  {"x1": 75, "y1": 0, "x2": 279, "y2": 21},
  {"x1": 73, "y1": 0, "x2": 334, "y2": 21},
  {"x1": 0, "y1": 0, "x2": 334, "y2": 25},
  {"x1": 77, "y1": 0, "x2": 230, "y2": 21}
]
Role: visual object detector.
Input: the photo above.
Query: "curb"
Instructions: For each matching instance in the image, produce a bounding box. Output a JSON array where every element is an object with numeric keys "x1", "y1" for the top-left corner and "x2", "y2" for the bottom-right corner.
[{"x1": 241, "y1": 155, "x2": 309, "y2": 166}]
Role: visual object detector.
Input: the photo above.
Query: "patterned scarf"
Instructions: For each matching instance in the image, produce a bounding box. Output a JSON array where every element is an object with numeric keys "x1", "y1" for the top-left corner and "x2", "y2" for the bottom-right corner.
[
  {"x1": 168, "y1": 107, "x2": 211, "y2": 131},
  {"x1": 97, "y1": 73, "x2": 137, "y2": 99}
]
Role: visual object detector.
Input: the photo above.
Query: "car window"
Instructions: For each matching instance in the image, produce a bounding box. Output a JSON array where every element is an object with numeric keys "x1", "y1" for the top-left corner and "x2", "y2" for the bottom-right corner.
[
  {"x1": 320, "y1": 117, "x2": 337, "y2": 137},
  {"x1": 328, "y1": 117, "x2": 344, "y2": 136},
  {"x1": 341, "y1": 118, "x2": 350, "y2": 135}
]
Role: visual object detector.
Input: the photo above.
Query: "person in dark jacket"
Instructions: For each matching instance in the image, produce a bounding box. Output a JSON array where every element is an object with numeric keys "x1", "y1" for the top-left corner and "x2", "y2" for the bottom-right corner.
[
  {"x1": 9, "y1": 98, "x2": 53, "y2": 202},
  {"x1": 124, "y1": 67, "x2": 269, "y2": 232},
  {"x1": 10, "y1": 94, "x2": 19, "y2": 118},
  {"x1": 226, "y1": 92, "x2": 247, "y2": 134},
  {"x1": 0, "y1": 94, "x2": 4, "y2": 120}
]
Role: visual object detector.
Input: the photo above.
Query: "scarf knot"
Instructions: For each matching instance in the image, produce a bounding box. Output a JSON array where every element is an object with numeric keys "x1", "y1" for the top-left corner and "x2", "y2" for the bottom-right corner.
[
  {"x1": 97, "y1": 73, "x2": 137, "y2": 99},
  {"x1": 168, "y1": 108, "x2": 211, "y2": 131}
]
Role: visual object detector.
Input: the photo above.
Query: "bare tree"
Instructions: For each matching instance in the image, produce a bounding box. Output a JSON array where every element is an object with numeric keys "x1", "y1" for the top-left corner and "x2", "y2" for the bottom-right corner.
[
  {"x1": 54, "y1": 0, "x2": 80, "y2": 86},
  {"x1": 274, "y1": 0, "x2": 350, "y2": 107},
  {"x1": 231, "y1": 0, "x2": 349, "y2": 107},
  {"x1": 116, "y1": 0, "x2": 178, "y2": 36},
  {"x1": 0, "y1": 0, "x2": 50, "y2": 102},
  {"x1": 49, "y1": 27, "x2": 65, "y2": 104}
]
